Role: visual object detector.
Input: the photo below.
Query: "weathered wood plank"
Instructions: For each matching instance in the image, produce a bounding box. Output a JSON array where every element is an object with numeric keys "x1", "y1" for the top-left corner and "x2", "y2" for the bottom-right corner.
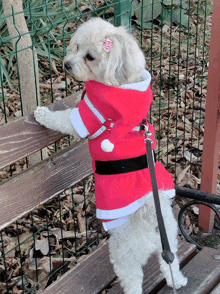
[
  {"x1": 158, "y1": 247, "x2": 220, "y2": 294},
  {"x1": 108, "y1": 242, "x2": 197, "y2": 294},
  {"x1": 42, "y1": 241, "x2": 196, "y2": 294},
  {"x1": 0, "y1": 92, "x2": 82, "y2": 169},
  {"x1": 42, "y1": 243, "x2": 116, "y2": 294},
  {"x1": 210, "y1": 282, "x2": 220, "y2": 294},
  {"x1": 0, "y1": 139, "x2": 92, "y2": 230}
]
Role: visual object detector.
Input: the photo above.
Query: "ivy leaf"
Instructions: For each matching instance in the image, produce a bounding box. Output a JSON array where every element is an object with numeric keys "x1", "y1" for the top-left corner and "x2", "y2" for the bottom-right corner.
[
  {"x1": 160, "y1": 7, "x2": 189, "y2": 28},
  {"x1": 172, "y1": 7, "x2": 189, "y2": 27},
  {"x1": 135, "y1": 19, "x2": 155, "y2": 29},
  {"x1": 135, "y1": 0, "x2": 162, "y2": 22},
  {"x1": 162, "y1": 0, "x2": 181, "y2": 5}
]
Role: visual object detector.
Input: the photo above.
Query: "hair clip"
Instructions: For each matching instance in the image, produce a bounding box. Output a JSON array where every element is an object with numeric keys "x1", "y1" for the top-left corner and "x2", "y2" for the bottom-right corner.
[{"x1": 103, "y1": 39, "x2": 114, "y2": 52}]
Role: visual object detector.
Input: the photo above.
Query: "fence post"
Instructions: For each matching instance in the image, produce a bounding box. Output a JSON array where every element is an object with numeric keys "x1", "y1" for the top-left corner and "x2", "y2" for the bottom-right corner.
[
  {"x1": 198, "y1": 0, "x2": 220, "y2": 232},
  {"x1": 114, "y1": 0, "x2": 131, "y2": 27}
]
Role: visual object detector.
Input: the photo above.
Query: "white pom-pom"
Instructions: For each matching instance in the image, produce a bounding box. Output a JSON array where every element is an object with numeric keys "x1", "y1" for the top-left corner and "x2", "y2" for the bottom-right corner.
[{"x1": 101, "y1": 139, "x2": 114, "y2": 152}]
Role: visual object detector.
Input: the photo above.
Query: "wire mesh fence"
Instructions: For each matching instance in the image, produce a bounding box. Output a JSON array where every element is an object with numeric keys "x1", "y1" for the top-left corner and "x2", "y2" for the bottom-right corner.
[
  {"x1": 0, "y1": 0, "x2": 213, "y2": 292},
  {"x1": 0, "y1": 174, "x2": 106, "y2": 293}
]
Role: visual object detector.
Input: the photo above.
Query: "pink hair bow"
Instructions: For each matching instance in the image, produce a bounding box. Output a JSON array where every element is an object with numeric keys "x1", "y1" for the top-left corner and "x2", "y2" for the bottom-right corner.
[{"x1": 103, "y1": 39, "x2": 114, "y2": 52}]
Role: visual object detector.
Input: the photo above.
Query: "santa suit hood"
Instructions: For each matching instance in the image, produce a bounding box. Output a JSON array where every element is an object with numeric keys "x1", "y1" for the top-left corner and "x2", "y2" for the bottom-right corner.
[{"x1": 70, "y1": 69, "x2": 175, "y2": 231}]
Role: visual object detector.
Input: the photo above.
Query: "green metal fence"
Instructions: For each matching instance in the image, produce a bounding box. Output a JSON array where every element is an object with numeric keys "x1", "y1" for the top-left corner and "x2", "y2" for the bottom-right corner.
[{"x1": 0, "y1": 0, "x2": 213, "y2": 292}]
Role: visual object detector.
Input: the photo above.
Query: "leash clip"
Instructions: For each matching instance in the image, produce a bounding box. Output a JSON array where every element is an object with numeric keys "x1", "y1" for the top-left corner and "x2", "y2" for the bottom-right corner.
[
  {"x1": 143, "y1": 119, "x2": 176, "y2": 293},
  {"x1": 142, "y1": 122, "x2": 153, "y2": 143}
]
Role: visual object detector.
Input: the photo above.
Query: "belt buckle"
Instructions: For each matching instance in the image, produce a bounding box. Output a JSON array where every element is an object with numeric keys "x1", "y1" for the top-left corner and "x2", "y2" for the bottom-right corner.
[{"x1": 104, "y1": 118, "x2": 113, "y2": 130}]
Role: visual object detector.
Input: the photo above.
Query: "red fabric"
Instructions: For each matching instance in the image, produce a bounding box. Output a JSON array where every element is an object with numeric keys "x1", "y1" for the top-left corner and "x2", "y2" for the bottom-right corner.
[
  {"x1": 96, "y1": 161, "x2": 174, "y2": 211},
  {"x1": 78, "y1": 100, "x2": 103, "y2": 135},
  {"x1": 73, "y1": 79, "x2": 174, "y2": 222}
]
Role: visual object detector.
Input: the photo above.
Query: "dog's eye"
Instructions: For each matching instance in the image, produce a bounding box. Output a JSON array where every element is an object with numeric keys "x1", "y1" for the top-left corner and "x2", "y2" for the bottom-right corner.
[
  {"x1": 76, "y1": 44, "x2": 79, "y2": 51},
  {"x1": 85, "y1": 53, "x2": 95, "y2": 61}
]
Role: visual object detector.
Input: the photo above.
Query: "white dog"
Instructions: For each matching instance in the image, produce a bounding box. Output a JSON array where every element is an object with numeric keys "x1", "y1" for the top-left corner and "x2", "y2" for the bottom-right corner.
[{"x1": 34, "y1": 18, "x2": 187, "y2": 293}]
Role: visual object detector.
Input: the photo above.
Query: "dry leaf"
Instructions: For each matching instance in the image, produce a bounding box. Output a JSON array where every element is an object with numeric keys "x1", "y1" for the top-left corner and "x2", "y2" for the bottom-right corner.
[
  {"x1": 35, "y1": 239, "x2": 49, "y2": 256},
  {"x1": 77, "y1": 213, "x2": 87, "y2": 233},
  {"x1": 184, "y1": 215, "x2": 191, "y2": 229},
  {"x1": 192, "y1": 206, "x2": 199, "y2": 215},
  {"x1": 51, "y1": 59, "x2": 60, "y2": 75},
  {"x1": 49, "y1": 228, "x2": 80, "y2": 240},
  {"x1": 5, "y1": 242, "x2": 16, "y2": 258},
  {"x1": 183, "y1": 150, "x2": 198, "y2": 162},
  {"x1": 73, "y1": 194, "x2": 85, "y2": 204},
  {"x1": 176, "y1": 165, "x2": 190, "y2": 185}
]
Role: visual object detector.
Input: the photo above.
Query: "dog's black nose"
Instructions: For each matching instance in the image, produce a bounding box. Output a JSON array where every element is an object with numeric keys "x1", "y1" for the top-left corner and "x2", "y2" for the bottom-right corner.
[{"x1": 64, "y1": 61, "x2": 72, "y2": 71}]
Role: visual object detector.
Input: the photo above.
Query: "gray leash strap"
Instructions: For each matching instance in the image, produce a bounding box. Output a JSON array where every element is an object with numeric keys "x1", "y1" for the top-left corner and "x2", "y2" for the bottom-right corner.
[{"x1": 143, "y1": 124, "x2": 176, "y2": 294}]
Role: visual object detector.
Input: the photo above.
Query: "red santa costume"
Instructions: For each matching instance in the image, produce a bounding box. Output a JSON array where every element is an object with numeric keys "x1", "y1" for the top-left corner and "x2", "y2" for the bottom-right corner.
[{"x1": 69, "y1": 69, "x2": 175, "y2": 231}]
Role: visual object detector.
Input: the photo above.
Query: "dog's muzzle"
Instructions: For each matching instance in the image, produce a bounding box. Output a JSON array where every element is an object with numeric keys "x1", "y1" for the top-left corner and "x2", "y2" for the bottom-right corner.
[{"x1": 64, "y1": 61, "x2": 72, "y2": 72}]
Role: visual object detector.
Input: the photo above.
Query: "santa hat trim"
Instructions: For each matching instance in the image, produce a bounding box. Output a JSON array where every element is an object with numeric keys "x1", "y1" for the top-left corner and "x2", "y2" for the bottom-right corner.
[
  {"x1": 84, "y1": 94, "x2": 105, "y2": 123},
  {"x1": 96, "y1": 188, "x2": 175, "y2": 220},
  {"x1": 120, "y1": 69, "x2": 151, "y2": 91},
  {"x1": 102, "y1": 216, "x2": 128, "y2": 231},
  {"x1": 70, "y1": 94, "x2": 142, "y2": 140},
  {"x1": 69, "y1": 108, "x2": 89, "y2": 138},
  {"x1": 89, "y1": 125, "x2": 107, "y2": 139}
]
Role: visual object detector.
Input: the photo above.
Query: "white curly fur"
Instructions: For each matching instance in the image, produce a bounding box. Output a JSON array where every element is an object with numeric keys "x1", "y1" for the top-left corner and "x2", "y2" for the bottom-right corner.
[
  {"x1": 34, "y1": 18, "x2": 187, "y2": 293},
  {"x1": 109, "y1": 196, "x2": 187, "y2": 293},
  {"x1": 64, "y1": 17, "x2": 146, "y2": 86}
]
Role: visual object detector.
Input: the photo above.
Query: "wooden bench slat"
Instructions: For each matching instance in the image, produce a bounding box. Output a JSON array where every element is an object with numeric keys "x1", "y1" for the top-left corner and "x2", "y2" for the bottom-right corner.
[
  {"x1": 158, "y1": 246, "x2": 220, "y2": 294},
  {"x1": 210, "y1": 282, "x2": 220, "y2": 294},
  {"x1": 42, "y1": 243, "x2": 116, "y2": 294},
  {"x1": 143, "y1": 240, "x2": 197, "y2": 293},
  {"x1": 0, "y1": 140, "x2": 92, "y2": 230},
  {"x1": 2, "y1": 91, "x2": 219, "y2": 294},
  {"x1": 42, "y1": 241, "x2": 196, "y2": 294},
  {"x1": 0, "y1": 92, "x2": 81, "y2": 169},
  {"x1": 108, "y1": 242, "x2": 197, "y2": 294}
]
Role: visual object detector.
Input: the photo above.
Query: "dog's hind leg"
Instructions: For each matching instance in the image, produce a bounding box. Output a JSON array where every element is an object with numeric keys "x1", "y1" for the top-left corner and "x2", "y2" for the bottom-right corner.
[
  {"x1": 156, "y1": 197, "x2": 188, "y2": 289},
  {"x1": 108, "y1": 218, "x2": 156, "y2": 294},
  {"x1": 108, "y1": 228, "x2": 143, "y2": 294},
  {"x1": 157, "y1": 251, "x2": 187, "y2": 289}
]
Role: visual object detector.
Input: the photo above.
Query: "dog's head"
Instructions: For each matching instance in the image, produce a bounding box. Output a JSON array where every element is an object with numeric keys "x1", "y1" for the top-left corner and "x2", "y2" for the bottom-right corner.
[{"x1": 64, "y1": 18, "x2": 146, "y2": 86}]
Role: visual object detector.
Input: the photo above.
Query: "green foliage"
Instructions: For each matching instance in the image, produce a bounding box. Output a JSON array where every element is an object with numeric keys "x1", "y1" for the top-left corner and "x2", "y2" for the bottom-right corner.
[
  {"x1": 0, "y1": 0, "x2": 86, "y2": 87},
  {"x1": 163, "y1": 0, "x2": 181, "y2": 5},
  {"x1": 134, "y1": 0, "x2": 162, "y2": 22},
  {"x1": 132, "y1": 0, "x2": 189, "y2": 28},
  {"x1": 0, "y1": 0, "x2": 213, "y2": 87}
]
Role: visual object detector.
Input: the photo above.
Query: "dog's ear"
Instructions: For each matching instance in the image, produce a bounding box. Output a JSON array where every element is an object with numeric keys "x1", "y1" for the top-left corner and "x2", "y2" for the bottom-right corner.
[
  {"x1": 104, "y1": 32, "x2": 146, "y2": 86},
  {"x1": 67, "y1": 34, "x2": 77, "y2": 53},
  {"x1": 104, "y1": 34, "x2": 127, "y2": 86}
]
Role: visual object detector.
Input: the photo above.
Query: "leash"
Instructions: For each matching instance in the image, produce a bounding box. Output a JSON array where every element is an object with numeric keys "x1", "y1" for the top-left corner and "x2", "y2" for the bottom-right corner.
[{"x1": 142, "y1": 122, "x2": 177, "y2": 294}]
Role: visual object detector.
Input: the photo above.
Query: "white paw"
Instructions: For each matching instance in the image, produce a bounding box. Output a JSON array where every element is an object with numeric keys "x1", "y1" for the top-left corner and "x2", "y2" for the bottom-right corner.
[
  {"x1": 167, "y1": 274, "x2": 187, "y2": 290},
  {"x1": 34, "y1": 106, "x2": 51, "y2": 125}
]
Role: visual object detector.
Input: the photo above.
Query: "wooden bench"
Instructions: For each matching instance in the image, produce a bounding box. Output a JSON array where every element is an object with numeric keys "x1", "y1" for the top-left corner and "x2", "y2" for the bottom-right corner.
[{"x1": 1, "y1": 93, "x2": 220, "y2": 293}]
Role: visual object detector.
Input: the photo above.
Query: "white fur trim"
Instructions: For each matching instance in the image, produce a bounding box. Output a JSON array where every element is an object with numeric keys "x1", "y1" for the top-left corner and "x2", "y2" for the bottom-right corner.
[
  {"x1": 88, "y1": 126, "x2": 107, "y2": 139},
  {"x1": 96, "y1": 189, "x2": 175, "y2": 220},
  {"x1": 84, "y1": 94, "x2": 105, "y2": 123},
  {"x1": 69, "y1": 108, "x2": 89, "y2": 138},
  {"x1": 163, "y1": 188, "x2": 176, "y2": 198},
  {"x1": 89, "y1": 125, "x2": 139, "y2": 140},
  {"x1": 120, "y1": 69, "x2": 151, "y2": 92},
  {"x1": 101, "y1": 139, "x2": 114, "y2": 152},
  {"x1": 102, "y1": 217, "x2": 128, "y2": 231}
]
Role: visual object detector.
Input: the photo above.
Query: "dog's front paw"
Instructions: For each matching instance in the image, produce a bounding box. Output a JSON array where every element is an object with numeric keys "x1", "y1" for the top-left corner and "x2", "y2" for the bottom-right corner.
[{"x1": 34, "y1": 106, "x2": 51, "y2": 126}]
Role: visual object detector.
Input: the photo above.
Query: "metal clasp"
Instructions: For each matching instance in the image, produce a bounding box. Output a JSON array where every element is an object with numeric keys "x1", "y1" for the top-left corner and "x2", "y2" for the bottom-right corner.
[
  {"x1": 142, "y1": 122, "x2": 153, "y2": 143},
  {"x1": 104, "y1": 118, "x2": 113, "y2": 131}
]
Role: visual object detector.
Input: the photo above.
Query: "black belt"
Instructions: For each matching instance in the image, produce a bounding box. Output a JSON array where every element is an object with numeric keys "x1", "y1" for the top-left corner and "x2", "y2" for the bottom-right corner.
[{"x1": 95, "y1": 152, "x2": 156, "y2": 175}]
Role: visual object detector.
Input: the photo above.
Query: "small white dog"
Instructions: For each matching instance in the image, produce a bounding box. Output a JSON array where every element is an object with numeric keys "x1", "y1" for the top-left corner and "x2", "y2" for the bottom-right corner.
[{"x1": 34, "y1": 18, "x2": 187, "y2": 293}]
